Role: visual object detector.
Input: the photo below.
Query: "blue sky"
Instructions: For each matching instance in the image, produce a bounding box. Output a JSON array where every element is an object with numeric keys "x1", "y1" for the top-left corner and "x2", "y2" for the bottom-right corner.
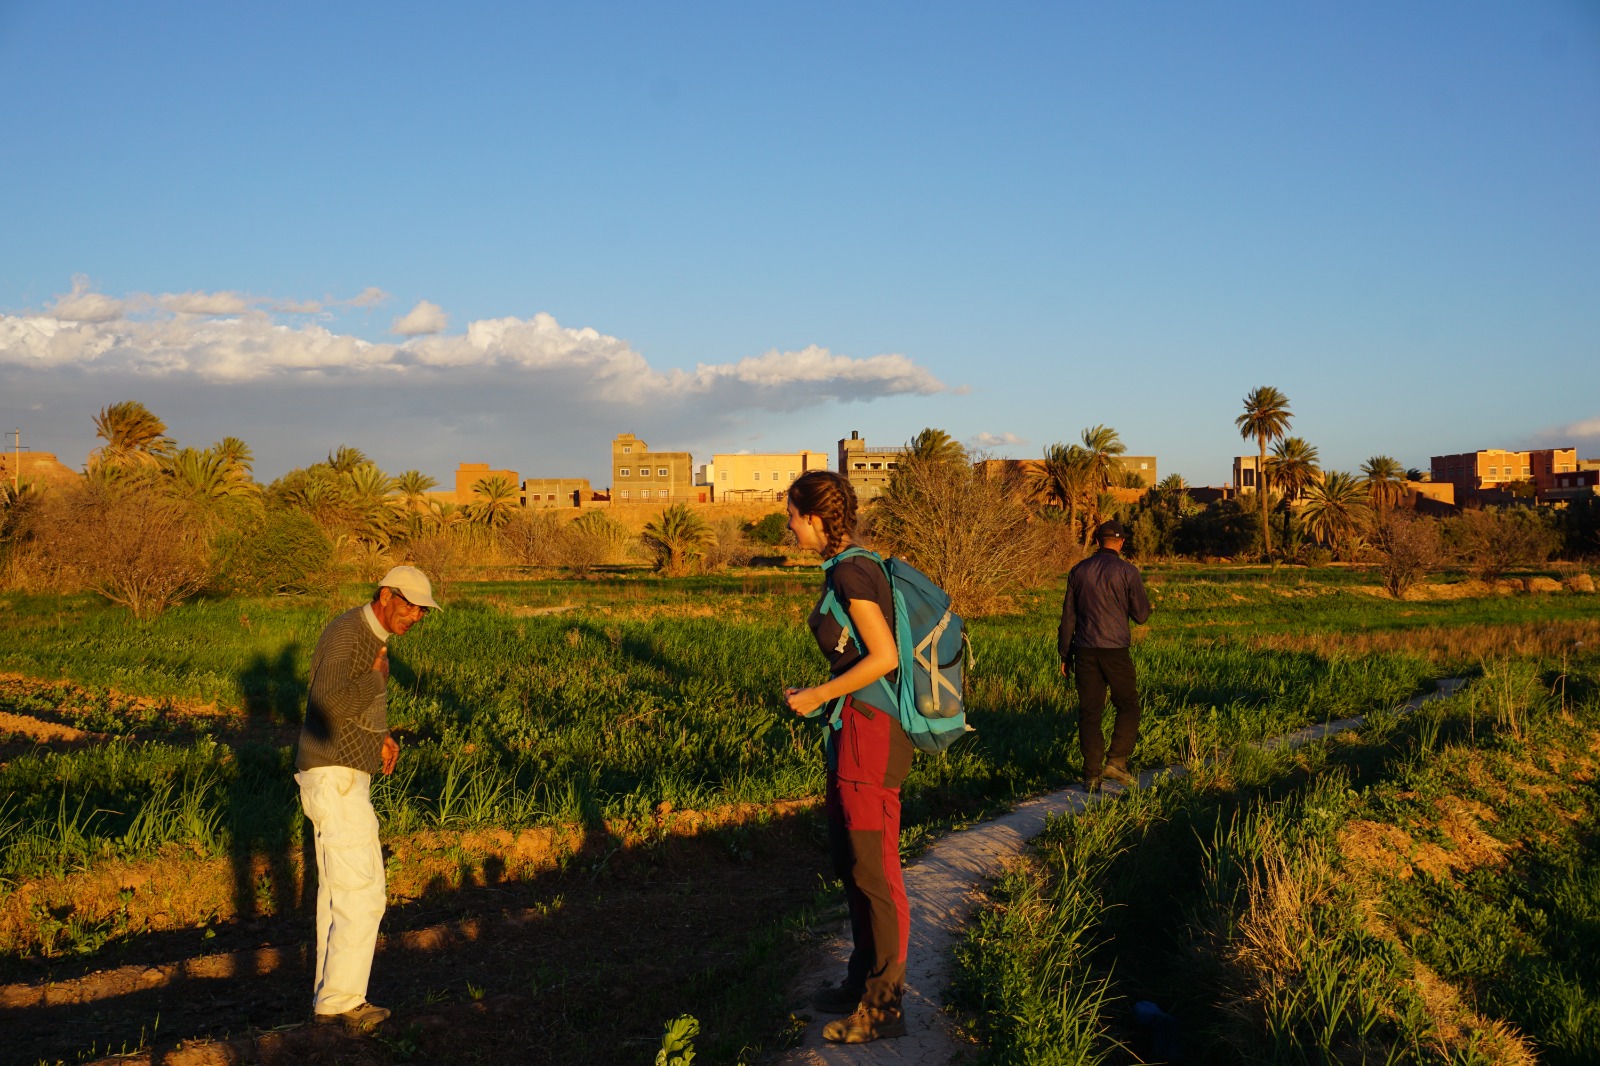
[{"x1": 2, "y1": 1, "x2": 1596, "y2": 487}]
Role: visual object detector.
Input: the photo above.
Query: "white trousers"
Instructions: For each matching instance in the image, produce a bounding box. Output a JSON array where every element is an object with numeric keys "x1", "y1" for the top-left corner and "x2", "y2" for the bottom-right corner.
[{"x1": 296, "y1": 766, "x2": 386, "y2": 1015}]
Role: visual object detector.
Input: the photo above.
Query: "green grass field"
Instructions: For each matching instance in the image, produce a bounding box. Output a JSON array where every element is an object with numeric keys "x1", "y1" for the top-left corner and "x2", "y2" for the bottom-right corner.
[{"x1": 1, "y1": 563, "x2": 1597, "y2": 1063}]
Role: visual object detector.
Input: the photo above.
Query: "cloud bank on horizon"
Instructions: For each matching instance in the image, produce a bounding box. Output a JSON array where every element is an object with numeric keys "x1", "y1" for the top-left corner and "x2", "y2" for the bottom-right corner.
[{"x1": 2, "y1": 278, "x2": 945, "y2": 409}]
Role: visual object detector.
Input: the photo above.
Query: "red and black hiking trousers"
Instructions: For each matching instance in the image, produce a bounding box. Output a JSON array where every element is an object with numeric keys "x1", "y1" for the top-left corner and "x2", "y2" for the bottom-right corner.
[{"x1": 825, "y1": 695, "x2": 913, "y2": 1010}]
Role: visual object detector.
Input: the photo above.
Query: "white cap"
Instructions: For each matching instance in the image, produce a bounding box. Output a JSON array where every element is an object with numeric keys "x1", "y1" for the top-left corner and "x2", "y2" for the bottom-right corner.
[{"x1": 378, "y1": 565, "x2": 442, "y2": 610}]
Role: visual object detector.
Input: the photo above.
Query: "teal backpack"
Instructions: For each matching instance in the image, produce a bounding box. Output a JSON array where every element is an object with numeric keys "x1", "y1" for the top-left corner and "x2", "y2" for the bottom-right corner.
[{"x1": 817, "y1": 546, "x2": 974, "y2": 755}]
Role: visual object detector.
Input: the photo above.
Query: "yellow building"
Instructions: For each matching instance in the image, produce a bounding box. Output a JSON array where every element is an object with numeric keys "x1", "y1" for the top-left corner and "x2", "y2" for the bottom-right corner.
[
  {"x1": 454, "y1": 462, "x2": 519, "y2": 505},
  {"x1": 0, "y1": 450, "x2": 78, "y2": 490},
  {"x1": 612, "y1": 433, "x2": 698, "y2": 503},
  {"x1": 521, "y1": 478, "x2": 591, "y2": 507},
  {"x1": 700, "y1": 451, "x2": 829, "y2": 501}
]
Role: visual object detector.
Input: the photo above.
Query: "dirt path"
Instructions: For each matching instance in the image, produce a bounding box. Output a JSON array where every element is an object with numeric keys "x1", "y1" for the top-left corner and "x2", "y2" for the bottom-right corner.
[{"x1": 776, "y1": 678, "x2": 1466, "y2": 1065}]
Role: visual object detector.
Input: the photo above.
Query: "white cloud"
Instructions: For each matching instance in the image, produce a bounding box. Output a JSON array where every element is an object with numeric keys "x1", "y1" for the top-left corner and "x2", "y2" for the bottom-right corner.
[
  {"x1": 0, "y1": 294, "x2": 946, "y2": 412},
  {"x1": 160, "y1": 290, "x2": 253, "y2": 315},
  {"x1": 343, "y1": 287, "x2": 389, "y2": 308},
  {"x1": 1529, "y1": 415, "x2": 1600, "y2": 452},
  {"x1": 47, "y1": 275, "x2": 124, "y2": 323},
  {"x1": 276, "y1": 299, "x2": 323, "y2": 314},
  {"x1": 968, "y1": 430, "x2": 1026, "y2": 449},
  {"x1": 391, "y1": 300, "x2": 449, "y2": 336}
]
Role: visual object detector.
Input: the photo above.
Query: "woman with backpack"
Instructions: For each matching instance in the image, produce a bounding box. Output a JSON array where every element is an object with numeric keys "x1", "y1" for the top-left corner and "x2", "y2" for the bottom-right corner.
[{"x1": 783, "y1": 469, "x2": 912, "y2": 1045}]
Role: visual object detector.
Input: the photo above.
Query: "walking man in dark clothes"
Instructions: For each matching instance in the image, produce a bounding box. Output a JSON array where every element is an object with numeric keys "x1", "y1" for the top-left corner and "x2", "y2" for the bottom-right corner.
[
  {"x1": 295, "y1": 565, "x2": 441, "y2": 1031},
  {"x1": 1059, "y1": 520, "x2": 1153, "y2": 791}
]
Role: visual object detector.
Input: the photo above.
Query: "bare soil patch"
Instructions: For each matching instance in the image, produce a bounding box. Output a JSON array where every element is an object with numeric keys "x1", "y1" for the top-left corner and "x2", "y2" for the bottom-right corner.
[{"x1": 5, "y1": 798, "x2": 829, "y2": 1065}]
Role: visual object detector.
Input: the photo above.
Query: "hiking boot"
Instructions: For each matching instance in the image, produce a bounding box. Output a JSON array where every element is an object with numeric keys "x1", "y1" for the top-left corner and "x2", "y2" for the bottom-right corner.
[
  {"x1": 823, "y1": 1004, "x2": 907, "y2": 1043},
  {"x1": 1102, "y1": 761, "x2": 1135, "y2": 787},
  {"x1": 1083, "y1": 774, "x2": 1102, "y2": 793},
  {"x1": 810, "y1": 981, "x2": 864, "y2": 1015},
  {"x1": 315, "y1": 1002, "x2": 390, "y2": 1031}
]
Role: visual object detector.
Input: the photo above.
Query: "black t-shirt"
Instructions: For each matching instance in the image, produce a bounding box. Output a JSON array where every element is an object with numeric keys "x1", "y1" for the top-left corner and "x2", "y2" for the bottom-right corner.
[{"x1": 807, "y1": 554, "x2": 897, "y2": 680}]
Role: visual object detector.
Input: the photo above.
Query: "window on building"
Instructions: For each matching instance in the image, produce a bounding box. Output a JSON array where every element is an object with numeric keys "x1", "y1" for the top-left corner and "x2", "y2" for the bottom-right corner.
[
  {"x1": 1140, "y1": 462, "x2": 1149, "y2": 469},
  {"x1": 621, "y1": 490, "x2": 630, "y2": 499},
  {"x1": 620, "y1": 468, "x2": 630, "y2": 477},
  {"x1": 787, "y1": 471, "x2": 796, "y2": 481},
  {"x1": 719, "y1": 471, "x2": 727, "y2": 481},
  {"x1": 547, "y1": 494, "x2": 556, "y2": 501},
  {"x1": 753, "y1": 471, "x2": 761, "y2": 481},
  {"x1": 658, "y1": 467, "x2": 668, "y2": 477},
  {"x1": 641, "y1": 490, "x2": 651, "y2": 499},
  {"x1": 623, "y1": 446, "x2": 631, "y2": 453},
  {"x1": 771, "y1": 472, "x2": 779, "y2": 482},
  {"x1": 1523, "y1": 467, "x2": 1531, "y2": 476}
]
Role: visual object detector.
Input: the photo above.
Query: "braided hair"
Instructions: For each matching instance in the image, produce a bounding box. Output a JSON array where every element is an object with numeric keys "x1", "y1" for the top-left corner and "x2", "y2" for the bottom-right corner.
[{"x1": 787, "y1": 470, "x2": 859, "y2": 558}]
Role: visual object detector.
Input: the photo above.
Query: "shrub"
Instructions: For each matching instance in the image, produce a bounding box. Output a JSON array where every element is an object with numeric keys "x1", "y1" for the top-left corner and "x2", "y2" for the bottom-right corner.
[
  {"x1": 702, "y1": 517, "x2": 754, "y2": 571},
  {"x1": 51, "y1": 483, "x2": 212, "y2": 619},
  {"x1": 1370, "y1": 511, "x2": 1442, "y2": 599},
  {"x1": 1445, "y1": 506, "x2": 1558, "y2": 580},
  {"x1": 215, "y1": 506, "x2": 334, "y2": 595},
  {"x1": 561, "y1": 511, "x2": 632, "y2": 572},
  {"x1": 498, "y1": 510, "x2": 565, "y2": 567},
  {"x1": 745, "y1": 511, "x2": 790, "y2": 546},
  {"x1": 869, "y1": 453, "x2": 1046, "y2": 614}
]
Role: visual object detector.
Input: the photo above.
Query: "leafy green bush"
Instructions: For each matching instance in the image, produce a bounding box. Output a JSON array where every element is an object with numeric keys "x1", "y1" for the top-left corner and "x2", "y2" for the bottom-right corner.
[
  {"x1": 215, "y1": 505, "x2": 334, "y2": 595},
  {"x1": 744, "y1": 511, "x2": 789, "y2": 546}
]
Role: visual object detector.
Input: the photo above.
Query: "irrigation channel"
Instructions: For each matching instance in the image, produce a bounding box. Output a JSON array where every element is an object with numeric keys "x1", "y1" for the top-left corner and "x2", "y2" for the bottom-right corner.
[{"x1": 777, "y1": 678, "x2": 1466, "y2": 1066}]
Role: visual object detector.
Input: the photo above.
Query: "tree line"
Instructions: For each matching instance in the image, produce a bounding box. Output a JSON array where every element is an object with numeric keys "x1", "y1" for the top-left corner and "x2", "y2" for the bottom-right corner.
[{"x1": 1, "y1": 397, "x2": 1594, "y2": 618}]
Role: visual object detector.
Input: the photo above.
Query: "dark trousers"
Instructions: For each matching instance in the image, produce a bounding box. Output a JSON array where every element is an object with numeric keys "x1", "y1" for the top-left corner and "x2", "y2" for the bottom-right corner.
[
  {"x1": 825, "y1": 774, "x2": 908, "y2": 1009},
  {"x1": 1073, "y1": 646, "x2": 1141, "y2": 775}
]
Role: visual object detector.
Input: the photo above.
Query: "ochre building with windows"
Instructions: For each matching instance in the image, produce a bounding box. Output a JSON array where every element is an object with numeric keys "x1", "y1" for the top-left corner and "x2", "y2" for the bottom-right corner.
[
  {"x1": 611, "y1": 433, "x2": 699, "y2": 503},
  {"x1": 1430, "y1": 447, "x2": 1577, "y2": 494},
  {"x1": 454, "y1": 462, "x2": 519, "y2": 505}
]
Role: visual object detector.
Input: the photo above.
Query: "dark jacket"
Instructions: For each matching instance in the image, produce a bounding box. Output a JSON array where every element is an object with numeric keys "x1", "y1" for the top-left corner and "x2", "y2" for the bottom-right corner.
[{"x1": 1058, "y1": 548, "x2": 1152, "y2": 658}]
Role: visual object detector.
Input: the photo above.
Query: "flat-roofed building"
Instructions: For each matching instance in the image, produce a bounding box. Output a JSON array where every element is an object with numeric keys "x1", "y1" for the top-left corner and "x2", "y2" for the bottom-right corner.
[
  {"x1": 521, "y1": 478, "x2": 592, "y2": 507},
  {"x1": 701, "y1": 450, "x2": 829, "y2": 501},
  {"x1": 838, "y1": 431, "x2": 905, "y2": 501},
  {"x1": 0, "y1": 450, "x2": 78, "y2": 490},
  {"x1": 455, "y1": 462, "x2": 519, "y2": 505},
  {"x1": 1430, "y1": 447, "x2": 1576, "y2": 495},
  {"x1": 612, "y1": 433, "x2": 698, "y2": 503},
  {"x1": 1232, "y1": 455, "x2": 1263, "y2": 493},
  {"x1": 1546, "y1": 468, "x2": 1600, "y2": 501}
]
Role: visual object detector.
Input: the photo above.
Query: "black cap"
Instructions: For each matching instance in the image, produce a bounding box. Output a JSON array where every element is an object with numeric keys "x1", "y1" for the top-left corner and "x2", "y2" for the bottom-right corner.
[{"x1": 1094, "y1": 520, "x2": 1128, "y2": 541}]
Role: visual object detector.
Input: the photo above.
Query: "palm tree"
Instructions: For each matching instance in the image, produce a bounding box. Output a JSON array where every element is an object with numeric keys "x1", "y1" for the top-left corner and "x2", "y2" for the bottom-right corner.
[
  {"x1": 1405, "y1": 467, "x2": 1427, "y2": 483},
  {"x1": 344, "y1": 461, "x2": 400, "y2": 548},
  {"x1": 905, "y1": 428, "x2": 966, "y2": 465},
  {"x1": 1266, "y1": 438, "x2": 1321, "y2": 503},
  {"x1": 1235, "y1": 386, "x2": 1293, "y2": 561},
  {"x1": 1266, "y1": 437, "x2": 1320, "y2": 555},
  {"x1": 1152, "y1": 473, "x2": 1191, "y2": 516},
  {"x1": 1077, "y1": 425, "x2": 1127, "y2": 545},
  {"x1": 1361, "y1": 455, "x2": 1407, "y2": 513},
  {"x1": 326, "y1": 445, "x2": 370, "y2": 475},
  {"x1": 394, "y1": 470, "x2": 438, "y2": 510},
  {"x1": 1300, "y1": 470, "x2": 1372, "y2": 558},
  {"x1": 468, "y1": 474, "x2": 520, "y2": 528},
  {"x1": 1025, "y1": 442, "x2": 1095, "y2": 543},
  {"x1": 91, "y1": 401, "x2": 174, "y2": 469},
  {"x1": 160, "y1": 446, "x2": 258, "y2": 527},
  {"x1": 641, "y1": 502, "x2": 714, "y2": 576}
]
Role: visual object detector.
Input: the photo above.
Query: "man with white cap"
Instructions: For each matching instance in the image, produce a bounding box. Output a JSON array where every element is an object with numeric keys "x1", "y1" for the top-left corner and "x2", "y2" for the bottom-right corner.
[{"x1": 293, "y1": 565, "x2": 441, "y2": 1030}]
